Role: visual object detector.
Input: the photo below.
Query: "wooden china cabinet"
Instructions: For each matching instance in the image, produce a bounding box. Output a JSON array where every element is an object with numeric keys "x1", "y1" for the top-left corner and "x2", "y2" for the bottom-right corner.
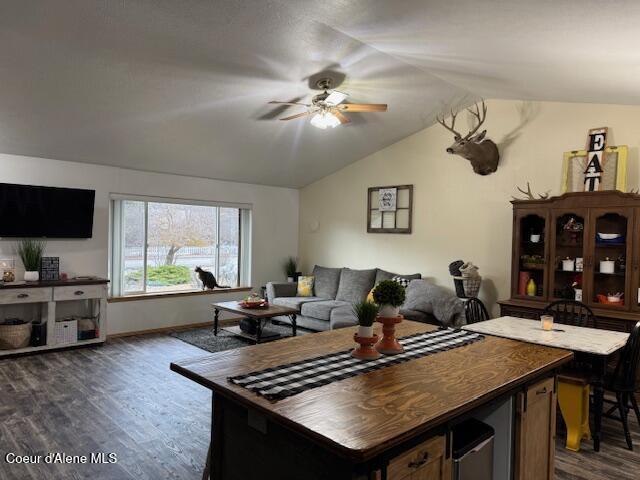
[{"x1": 499, "y1": 191, "x2": 640, "y2": 333}]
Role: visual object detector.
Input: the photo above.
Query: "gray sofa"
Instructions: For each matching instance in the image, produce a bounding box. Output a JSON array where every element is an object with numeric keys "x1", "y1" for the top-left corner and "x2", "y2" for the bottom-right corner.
[{"x1": 267, "y1": 265, "x2": 464, "y2": 331}]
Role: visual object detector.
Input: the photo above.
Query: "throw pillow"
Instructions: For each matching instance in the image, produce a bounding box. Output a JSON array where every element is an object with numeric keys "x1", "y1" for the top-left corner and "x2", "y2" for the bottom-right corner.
[
  {"x1": 297, "y1": 276, "x2": 314, "y2": 297},
  {"x1": 392, "y1": 276, "x2": 410, "y2": 288},
  {"x1": 367, "y1": 288, "x2": 375, "y2": 303}
]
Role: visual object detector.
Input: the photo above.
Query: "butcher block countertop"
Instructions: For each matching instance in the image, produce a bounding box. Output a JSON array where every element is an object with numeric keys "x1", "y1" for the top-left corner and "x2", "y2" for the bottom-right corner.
[{"x1": 171, "y1": 320, "x2": 573, "y2": 462}]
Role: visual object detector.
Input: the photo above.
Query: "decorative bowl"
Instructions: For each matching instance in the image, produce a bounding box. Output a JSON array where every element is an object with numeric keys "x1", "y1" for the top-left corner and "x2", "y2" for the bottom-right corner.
[
  {"x1": 238, "y1": 300, "x2": 268, "y2": 309},
  {"x1": 597, "y1": 233, "x2": 622, "y2": 240}
]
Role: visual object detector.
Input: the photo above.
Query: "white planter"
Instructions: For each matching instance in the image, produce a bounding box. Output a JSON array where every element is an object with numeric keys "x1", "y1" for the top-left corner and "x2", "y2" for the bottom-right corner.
[
  {"x1": 379, "y1": 305, "x2": 400, "y2": 317},
  {"x1": 24, "y1": 271, "x2": 39, "y2": 282},
  {"x1": 357, "y1": 325, "x2": 374, "y2": 338},
  {"x1": 562, "y1": 259, "x2": 575, "y2": 271},
  {"x1": 530, "y1": 234, "x2": 541, "y2": 243}
]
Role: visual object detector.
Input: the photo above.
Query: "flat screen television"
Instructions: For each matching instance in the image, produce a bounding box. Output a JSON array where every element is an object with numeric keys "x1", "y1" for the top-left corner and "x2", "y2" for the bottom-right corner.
[{"x1": 0, "y1": 183, "x2": 95, "y2": 238}]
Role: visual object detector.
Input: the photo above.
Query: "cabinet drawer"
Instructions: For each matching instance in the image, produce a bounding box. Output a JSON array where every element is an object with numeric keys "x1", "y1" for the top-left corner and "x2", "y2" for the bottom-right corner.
[
  {"x1": 385, "y1": 435, "x2": 447, "y2": 480},
  {"x1": 54, "y1": 285, "x2": 106, "y2": 301},
  {"x1": 0, "y1": 287, "x2": 52, "y2": 304}
]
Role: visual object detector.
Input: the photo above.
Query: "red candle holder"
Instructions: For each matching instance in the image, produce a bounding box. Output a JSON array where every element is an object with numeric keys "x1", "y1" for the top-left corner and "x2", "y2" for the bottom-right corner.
[
  {"x1": 375, "y1": 315, "x2": 404, "y2": 355},
  {"x1": 351, "y1": 333, "x2": 381, "y2": 360}
]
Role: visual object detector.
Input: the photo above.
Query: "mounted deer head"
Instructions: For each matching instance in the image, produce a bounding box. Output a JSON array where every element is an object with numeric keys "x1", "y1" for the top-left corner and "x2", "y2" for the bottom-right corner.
[{"x1": 437, "y1": 100, "x2": 500, "y2": 175}]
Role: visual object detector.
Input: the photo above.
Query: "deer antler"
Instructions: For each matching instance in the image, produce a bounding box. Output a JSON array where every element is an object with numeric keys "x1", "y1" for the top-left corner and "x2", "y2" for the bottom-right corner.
[
  {"x1": 513, "y1": 182, "x2": 550, "y2": 200},
  {"x1": 464, "y1": 100, "x2": 487, "y2": 139},
  {"x1": 436, "y1": 109, "x2": 462, "y2": 138}
]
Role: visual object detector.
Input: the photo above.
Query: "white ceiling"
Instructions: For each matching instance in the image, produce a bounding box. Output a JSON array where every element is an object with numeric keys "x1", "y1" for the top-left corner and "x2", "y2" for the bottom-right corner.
[{"x1": 0, "y1": 1, "x2": 638, "y2": 187}]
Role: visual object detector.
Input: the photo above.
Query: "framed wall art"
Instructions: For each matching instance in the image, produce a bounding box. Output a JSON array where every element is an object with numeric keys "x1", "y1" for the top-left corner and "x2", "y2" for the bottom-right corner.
[
  {"x1": 561, "y1": 145, "x2": 627, "y2": 193},
  {"x1": 367, "y1": 184, "x2": 413, "y2": 234}
]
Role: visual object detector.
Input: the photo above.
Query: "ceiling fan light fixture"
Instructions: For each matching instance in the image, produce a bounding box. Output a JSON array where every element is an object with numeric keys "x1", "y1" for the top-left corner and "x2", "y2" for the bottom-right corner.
[{"x1": 310, "y1": 112, "x2": 340, "y2": 129}]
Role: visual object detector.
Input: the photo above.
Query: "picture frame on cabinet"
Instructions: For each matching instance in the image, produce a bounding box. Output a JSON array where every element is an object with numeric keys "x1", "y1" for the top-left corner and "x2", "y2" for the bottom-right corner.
[{"x1": 561, "y1": 145, "x2": 627, "y2": 193}]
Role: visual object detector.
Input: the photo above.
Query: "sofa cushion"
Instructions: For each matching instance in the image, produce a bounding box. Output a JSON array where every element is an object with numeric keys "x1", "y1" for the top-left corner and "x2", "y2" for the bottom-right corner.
[
  {"x1": 375, "y1": 269, "x2": 422, "y2": 285},
  {"x1": 272, "y1": 296, "x2": 326, "y2": 311},
  {"x1": 335, "y1": 268, "x2": 377, "y2": 304},
  {"x1": 301, "y1": 300, "x2": 350, "y2": 321},
  {"x1": 330, "y1": 304, "x2": 358, "y2": 330},
  {"x1": 312, "y1": 265, "x2": 342, "y2": 299}
]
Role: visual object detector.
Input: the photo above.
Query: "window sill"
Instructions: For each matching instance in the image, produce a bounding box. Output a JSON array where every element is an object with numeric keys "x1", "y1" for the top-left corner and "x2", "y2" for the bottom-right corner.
[{"x1": 108, "y1": 286, "x2": 253, "y2": 303}]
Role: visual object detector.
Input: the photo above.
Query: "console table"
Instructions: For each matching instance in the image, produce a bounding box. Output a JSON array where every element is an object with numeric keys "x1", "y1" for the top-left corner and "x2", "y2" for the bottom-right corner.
[{"x1": 0, "y1": 278, "x2": 108, "y2": 357}]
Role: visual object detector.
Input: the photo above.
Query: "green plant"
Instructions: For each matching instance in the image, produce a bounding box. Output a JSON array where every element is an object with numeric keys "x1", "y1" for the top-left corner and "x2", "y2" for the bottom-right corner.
[
  {"x1": 283, "y1": 256, "x2": 298, "y2": 277},
  {"x1": 372, "y1": 280, "x2": 406, "y2": 307},
  {"x1": 16, "y1": 239, "x2": 46, "y2": 271},
  {"x1": 352, "y1": 300, "x2": 379, "y2": 327}
]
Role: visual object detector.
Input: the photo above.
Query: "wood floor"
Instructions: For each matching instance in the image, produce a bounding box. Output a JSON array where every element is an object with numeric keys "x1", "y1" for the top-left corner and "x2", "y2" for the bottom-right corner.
[{"x1": 0, "y1": 333, "x2": 638, "y2": 480}]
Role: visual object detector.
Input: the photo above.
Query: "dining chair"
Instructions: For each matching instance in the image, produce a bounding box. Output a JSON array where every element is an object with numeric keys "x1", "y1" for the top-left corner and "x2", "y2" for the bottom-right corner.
[
  {"x1": 602, "y1": 321, "x2": 640, "y2": 450},
  {"x1": 543, "y1": 300, "x2": 597, "y2": 328},
  {"x1": 464, "y1": 298, "x2": 490, "y2": 324}
]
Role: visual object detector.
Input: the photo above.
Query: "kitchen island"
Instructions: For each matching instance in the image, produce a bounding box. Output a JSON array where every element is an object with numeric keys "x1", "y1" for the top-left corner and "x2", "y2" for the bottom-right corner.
[{"x1": 170, "y1": 321, "x2": 573, "y2": 480}]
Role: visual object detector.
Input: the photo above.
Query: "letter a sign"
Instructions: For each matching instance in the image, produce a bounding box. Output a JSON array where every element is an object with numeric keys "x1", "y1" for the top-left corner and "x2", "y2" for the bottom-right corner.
[{"x1": 584, "y1": 127, "x2": 607, "y2": 192}]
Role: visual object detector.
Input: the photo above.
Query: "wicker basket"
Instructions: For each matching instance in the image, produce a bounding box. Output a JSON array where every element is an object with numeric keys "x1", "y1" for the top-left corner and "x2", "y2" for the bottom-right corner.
[
  {"x1": 0, "y1": 321, "x2": 32, "y2": 350},
  {"x1": 454, "y1": 276, "x2": 482, "y2": 298}
]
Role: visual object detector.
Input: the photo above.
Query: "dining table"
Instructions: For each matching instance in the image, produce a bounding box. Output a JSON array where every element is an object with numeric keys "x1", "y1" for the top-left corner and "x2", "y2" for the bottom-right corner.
[{"x1": 463, "y1": 315, "x2": 630, "y2": 452}]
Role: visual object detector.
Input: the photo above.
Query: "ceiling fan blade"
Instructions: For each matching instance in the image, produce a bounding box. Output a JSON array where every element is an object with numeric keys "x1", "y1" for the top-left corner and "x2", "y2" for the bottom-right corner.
[
  {"x1": 325, "y1": 90, "x2": 348, "y2": 106},
  {"x1": 268, "y1": 101, "x2": 311, "y2": 106},
  {"x1": 332, "y1": 110, "x2": 351, "y2": 125},
  {"x1": 279, "y1": 111, "x2": 312, "y2": 121},
  {"x1": 339, "y1": 104, "x2": 388, "y2": 112}
]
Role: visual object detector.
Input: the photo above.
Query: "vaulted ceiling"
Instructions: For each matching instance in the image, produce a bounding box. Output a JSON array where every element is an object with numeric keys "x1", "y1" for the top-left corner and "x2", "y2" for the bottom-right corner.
[{"x1": 0, "y1": 1, "x2": 638, "y2": 187}]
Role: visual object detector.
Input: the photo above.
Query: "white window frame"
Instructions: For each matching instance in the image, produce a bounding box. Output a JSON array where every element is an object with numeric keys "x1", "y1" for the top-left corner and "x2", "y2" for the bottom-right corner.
[{"x1": 109, "y1": 194, "x2": 251, "y2": 297}]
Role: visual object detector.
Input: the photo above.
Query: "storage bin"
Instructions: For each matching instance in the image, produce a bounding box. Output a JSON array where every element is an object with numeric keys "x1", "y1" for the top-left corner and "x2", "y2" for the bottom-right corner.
[
  {"x1": 77, "y1": 317, "x2": 97, "y2": 340},
  {"x1": 0, "y1": 320, "x2": 32, "y2": 349},
  {"x1": 54, "y1": 318, "x2": 78, "y2": 345}
]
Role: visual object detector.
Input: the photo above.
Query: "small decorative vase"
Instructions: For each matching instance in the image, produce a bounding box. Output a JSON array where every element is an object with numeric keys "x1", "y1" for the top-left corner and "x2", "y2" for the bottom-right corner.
[
  {"x1": 378, "y1": 304, "x2": 400, "y2": 317},
  {"x1": 351, "y1": 333, "x2": 381, "y2": 360},
  {"x1": 24, "y1": 271, "x2": 39, "y2": 282},
  {"x1": 375, "y1": 315, "x2": 404, "y2": 355},
  {"x1": 358, "y1": 325, "x2": 374, "y2": 338}
]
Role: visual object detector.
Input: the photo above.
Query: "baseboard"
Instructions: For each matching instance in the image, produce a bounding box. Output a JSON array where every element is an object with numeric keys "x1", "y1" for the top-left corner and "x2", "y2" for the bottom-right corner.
[{"x1": 107, "y1": 317, "x2": 241, "y2": 339}]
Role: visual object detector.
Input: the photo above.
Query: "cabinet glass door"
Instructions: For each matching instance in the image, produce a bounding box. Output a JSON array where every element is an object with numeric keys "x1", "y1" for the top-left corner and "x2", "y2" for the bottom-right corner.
[
  {"x1": 632, "y1": 208, "x2": 640, "y2": 312},
  {"x1": 588, "y1": 209, "x2": 633, "y2": 310},
  {"x1": 550, "y1": 212, "x2": 586, "y2": 301},
  {"x1": 516, "y1": 213, "x2": 548, "y2": 299}
]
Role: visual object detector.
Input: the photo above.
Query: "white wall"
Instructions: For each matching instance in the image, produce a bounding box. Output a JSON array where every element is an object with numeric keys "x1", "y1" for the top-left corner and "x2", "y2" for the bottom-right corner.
[
  {"x1": 0, "y1": 153, "x2": 299, "y2": 334},
  {"x1": 299, "y1": 99, "x2": 640, "y2": 314}
]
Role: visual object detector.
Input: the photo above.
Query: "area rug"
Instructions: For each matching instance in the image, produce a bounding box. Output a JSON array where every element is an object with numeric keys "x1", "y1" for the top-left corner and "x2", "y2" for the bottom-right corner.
[{"x1": 170, "y1": 323, "x2": 309, "y2": 354}]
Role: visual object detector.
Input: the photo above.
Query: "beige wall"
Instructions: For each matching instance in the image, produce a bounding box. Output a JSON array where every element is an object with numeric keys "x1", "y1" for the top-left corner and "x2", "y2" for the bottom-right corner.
[
  {"x1": 299, "y1": 99, "x2": 640, "y2": 313},
  {"x1": 0, "y1": 153, "x2": 299, "y2": 334}
]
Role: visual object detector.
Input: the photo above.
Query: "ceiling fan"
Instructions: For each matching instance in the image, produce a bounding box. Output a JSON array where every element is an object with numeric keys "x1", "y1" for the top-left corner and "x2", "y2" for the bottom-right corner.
[{"x1": 268, "y1": 78, "x2": 387, "y2": 129}]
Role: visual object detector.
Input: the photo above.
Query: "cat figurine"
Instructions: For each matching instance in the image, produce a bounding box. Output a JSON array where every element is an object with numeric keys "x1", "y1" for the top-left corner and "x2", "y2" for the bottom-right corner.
[{"x1": 195, "y1": 266, "x2": 231, "y2": 290}]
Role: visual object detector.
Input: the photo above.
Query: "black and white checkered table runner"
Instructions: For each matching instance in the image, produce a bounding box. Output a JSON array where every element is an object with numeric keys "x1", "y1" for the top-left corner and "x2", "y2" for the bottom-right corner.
[{"x1": 228, "y1": 328, "x2": 483, "y2": 401}]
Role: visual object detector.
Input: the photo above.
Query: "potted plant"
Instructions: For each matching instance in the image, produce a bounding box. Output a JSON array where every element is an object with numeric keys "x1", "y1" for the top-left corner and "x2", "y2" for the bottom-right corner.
[
  {"x1": 352, "y1": 300, "x2": 379, "y2": 338},
  {"x1": 17, "y1": 239, "x2": 46, "y2": 282},
  {"x1": 283, "y1": 256, "x2": 298, "y2": 282},
  {"x1": 372, "y1": 280, "x2": 406, "y2": 317}
]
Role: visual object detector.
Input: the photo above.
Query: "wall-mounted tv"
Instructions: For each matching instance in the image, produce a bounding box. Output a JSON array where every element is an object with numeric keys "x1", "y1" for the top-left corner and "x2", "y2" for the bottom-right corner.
[{"x1": 0, "y1": 183, "x2": 95, "y2": 238}]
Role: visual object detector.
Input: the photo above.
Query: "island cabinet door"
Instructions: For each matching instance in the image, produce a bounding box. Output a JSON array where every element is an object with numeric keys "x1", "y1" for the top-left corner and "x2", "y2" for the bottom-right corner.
[
  {"x1": 376, "y1": 434, "x2": 451, "y2": 480},
  {"x1": 514, "y1": 377, "x2": 556, "y2": 480}
]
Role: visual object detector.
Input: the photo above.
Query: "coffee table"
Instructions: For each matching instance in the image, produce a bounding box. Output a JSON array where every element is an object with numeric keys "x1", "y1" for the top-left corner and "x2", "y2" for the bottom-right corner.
[{"x1": 212, "y1": 300, "x2": 298, "y2": 344}]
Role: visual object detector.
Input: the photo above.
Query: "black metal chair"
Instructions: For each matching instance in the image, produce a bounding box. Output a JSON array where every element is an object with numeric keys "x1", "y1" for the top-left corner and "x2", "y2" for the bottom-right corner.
[
  {"x1": 464, "y1": 297, "x2": 490, "y2": 324},
  {"x1": 543, "y1": 300, "x2": 596, "y2": 328},
  {"x1": 603, "y1": 321, "x2": 640, "y2": 450}
]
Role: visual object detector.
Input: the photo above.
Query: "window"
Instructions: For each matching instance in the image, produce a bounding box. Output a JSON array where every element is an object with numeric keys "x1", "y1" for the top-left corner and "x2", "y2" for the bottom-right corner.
[{"x1": 110, "y1": 197, "x2": 250, "y2": 297}]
